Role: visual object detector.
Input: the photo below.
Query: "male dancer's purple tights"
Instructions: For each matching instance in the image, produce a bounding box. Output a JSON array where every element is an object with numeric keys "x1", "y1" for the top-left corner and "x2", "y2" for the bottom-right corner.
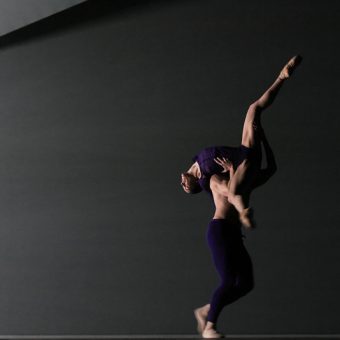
[{"x1": 206, "y1": 219, "x2": 254, "y2": 323}]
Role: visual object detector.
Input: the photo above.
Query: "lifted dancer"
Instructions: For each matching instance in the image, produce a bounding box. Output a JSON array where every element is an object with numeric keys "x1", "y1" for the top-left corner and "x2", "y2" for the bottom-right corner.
[{"x1": 181, "y1": 55, "x2": 302, "y2": 228}]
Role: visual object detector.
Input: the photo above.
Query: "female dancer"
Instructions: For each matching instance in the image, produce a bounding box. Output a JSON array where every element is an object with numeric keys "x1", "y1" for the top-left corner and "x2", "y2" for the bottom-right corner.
[
  {"x1": 194, "y1": 126, "x2": 276, "y2": 338},
  {"x1": 180, "y1": 55, "x2": 302, "y2": 228}
]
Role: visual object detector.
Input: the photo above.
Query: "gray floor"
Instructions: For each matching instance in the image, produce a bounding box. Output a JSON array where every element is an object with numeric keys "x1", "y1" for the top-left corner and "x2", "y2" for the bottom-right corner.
[{"x1": 0, "y1": 335, "x2": 339, "y2": 340}]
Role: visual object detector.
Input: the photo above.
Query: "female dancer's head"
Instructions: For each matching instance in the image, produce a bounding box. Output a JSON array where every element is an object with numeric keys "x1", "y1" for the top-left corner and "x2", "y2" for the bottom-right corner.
[{"x1": 180, "y1": 173, "x2": 202, "y2": 194}]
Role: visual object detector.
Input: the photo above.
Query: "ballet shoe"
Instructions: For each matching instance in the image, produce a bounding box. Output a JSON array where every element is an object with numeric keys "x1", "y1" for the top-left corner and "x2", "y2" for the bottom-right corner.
[
  {"x1": 279, "y1": 55, "x2": 303, "y2": 80},
  {"x1": 239, "y1": 207, "x2": 256, "y2": 229},
  {"x1": 202, "y1": 328, "x2": 224, "y2": 338}
]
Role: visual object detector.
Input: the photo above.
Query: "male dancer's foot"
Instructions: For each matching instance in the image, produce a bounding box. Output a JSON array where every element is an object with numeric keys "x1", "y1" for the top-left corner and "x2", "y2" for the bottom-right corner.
[
  {"x1": 194, "y1": 304, "x2": 210, "y2": 334},
  {"x1": 202, "y1": 321, "x2": 224, "y2": 338},
  {"x1": 279, "y1": 55, "x2": 302, "y2": 80}
]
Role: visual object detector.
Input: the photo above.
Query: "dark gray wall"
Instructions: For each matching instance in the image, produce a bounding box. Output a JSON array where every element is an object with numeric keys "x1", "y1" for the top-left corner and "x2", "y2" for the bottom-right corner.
[{"x1": 0, "y1": 0, "x2": 339, "y2": 335}]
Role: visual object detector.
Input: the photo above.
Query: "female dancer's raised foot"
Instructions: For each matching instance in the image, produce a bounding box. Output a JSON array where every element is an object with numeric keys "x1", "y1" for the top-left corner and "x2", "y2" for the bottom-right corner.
[{"x1": 279, "y1": 55, "x2": 303, "y2": 80}]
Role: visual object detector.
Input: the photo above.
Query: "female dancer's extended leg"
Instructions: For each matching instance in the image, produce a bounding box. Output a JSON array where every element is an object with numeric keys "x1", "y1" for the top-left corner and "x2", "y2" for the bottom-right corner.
[{"x1": 227, "y1": 55, "x2": 302, "y2": 228}]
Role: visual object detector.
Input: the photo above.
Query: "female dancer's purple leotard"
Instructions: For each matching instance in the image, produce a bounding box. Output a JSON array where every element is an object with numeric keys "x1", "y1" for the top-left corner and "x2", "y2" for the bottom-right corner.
[{"x1": 192, "y1": 145, "x2": 253, "y2": 193}]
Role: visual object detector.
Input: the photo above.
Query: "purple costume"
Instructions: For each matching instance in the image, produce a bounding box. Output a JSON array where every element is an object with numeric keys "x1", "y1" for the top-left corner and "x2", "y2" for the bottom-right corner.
[{"x1": 192, "y1": 145, "x2": 253, "y2": 193}]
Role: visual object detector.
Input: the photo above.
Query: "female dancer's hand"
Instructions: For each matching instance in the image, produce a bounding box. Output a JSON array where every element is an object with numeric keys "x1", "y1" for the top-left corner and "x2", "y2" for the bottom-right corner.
[{"x1": 214, "y1": 157, "x2": 233, "y2": 173}]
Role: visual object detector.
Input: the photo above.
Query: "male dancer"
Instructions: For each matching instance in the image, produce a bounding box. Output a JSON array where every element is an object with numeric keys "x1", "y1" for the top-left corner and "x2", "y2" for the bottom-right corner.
[{"x1": 194, "y1": 126, "x2": 276, "y2": 338}]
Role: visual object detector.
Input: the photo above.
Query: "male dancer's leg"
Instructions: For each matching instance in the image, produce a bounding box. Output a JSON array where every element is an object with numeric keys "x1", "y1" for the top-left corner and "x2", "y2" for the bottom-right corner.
[{"x1": 205, "y1": 219, "x2": 254, "y2": 324}]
